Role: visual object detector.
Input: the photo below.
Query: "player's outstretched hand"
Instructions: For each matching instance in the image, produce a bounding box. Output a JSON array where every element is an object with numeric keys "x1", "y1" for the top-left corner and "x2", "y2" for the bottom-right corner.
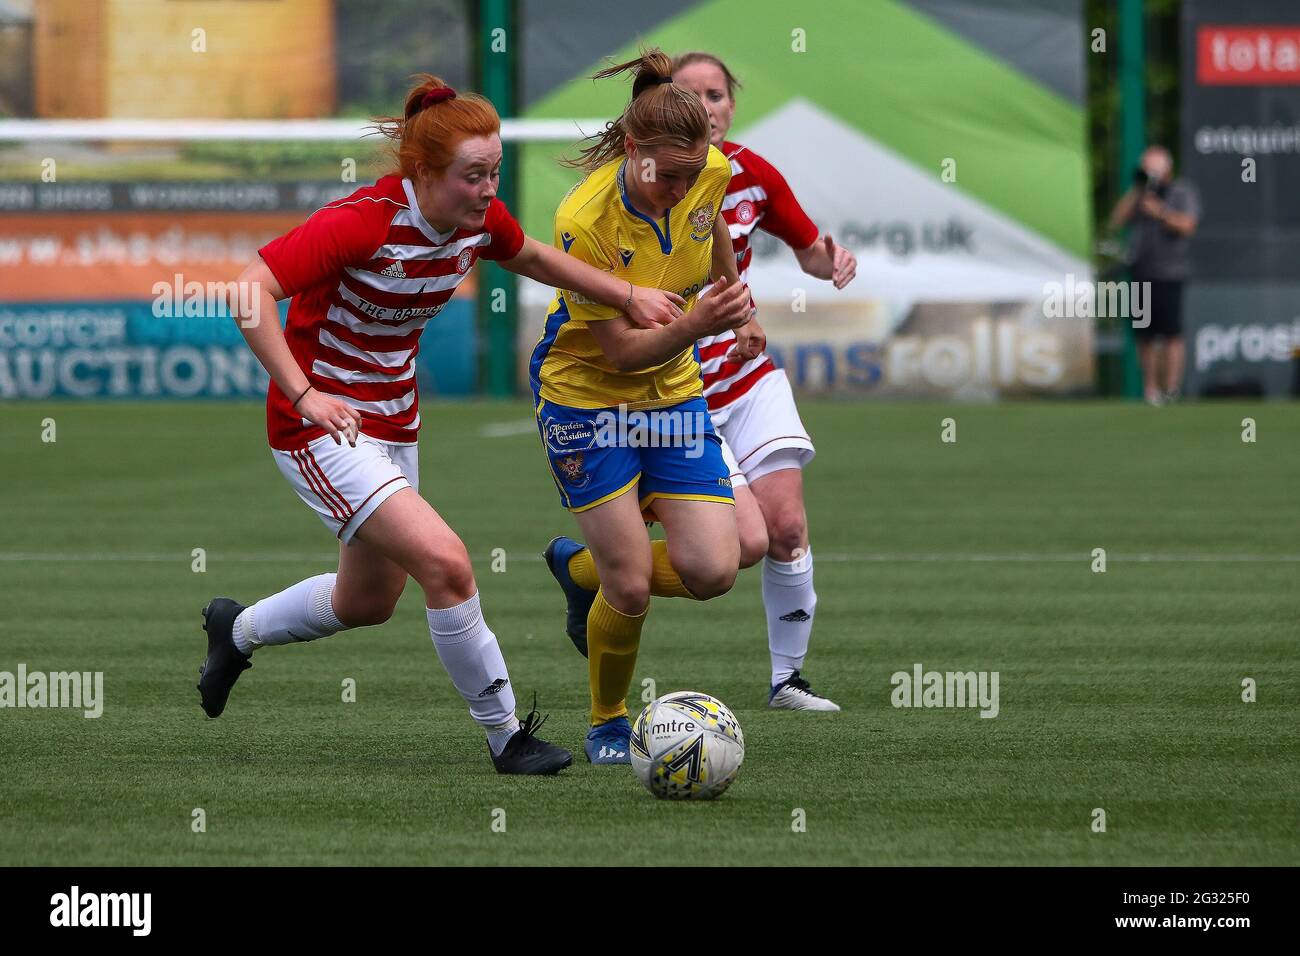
[
  {"x1": 824, "y1": 235, "x2": 857, "y2": 290},
  {"x1": 297, "y1": 388, "x2": 363, "y2": 446},
  {"x1": 727, "y1": 312, "x2": 767, "y2": 362},
  {"x1": 625, "y1": 285, "x2": 686, "y2": 329},
  {"x1": 690, "y1": 276, "x2": 751, "y2": 337}
]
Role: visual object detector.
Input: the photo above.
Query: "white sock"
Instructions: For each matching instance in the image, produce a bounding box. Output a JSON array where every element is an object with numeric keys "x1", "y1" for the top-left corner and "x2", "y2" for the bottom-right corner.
[
  {"x1": 762, "y1": 549, "x2": 816, "y2": 687},
  {"x1": 426, "y1": 592, "x2": 519, "y2": 751},
  {"x1": 486, "y1": 722, "x2": 520, "y2": 757},
  {"x1": 233, "y1": 573, "x2": 346, "y2": 653}
]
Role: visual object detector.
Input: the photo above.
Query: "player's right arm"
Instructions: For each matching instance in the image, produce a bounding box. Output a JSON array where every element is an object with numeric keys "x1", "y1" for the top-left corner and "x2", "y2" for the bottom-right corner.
[
  {"x1": 555, "y1": 213, "x2": 750, "y2": 371},
  {"x1": 227, "y1": 259, "x2": 363, "y2": 446},
  {"x1": 588, "y1": 275, "x2": 751, "y2": 372},
  {"x1": 229, "y1": 198, "x2": 392, "y2": 446}
]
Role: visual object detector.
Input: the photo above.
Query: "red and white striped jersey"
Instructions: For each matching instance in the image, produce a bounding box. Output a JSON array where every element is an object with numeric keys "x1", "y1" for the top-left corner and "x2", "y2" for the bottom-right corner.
[
  {"x1": 258, "y1": 175, "x2": 524, "y2": 450},
  {"x1": 697, "y1": 141, "x2": 820, "y2": 412}
]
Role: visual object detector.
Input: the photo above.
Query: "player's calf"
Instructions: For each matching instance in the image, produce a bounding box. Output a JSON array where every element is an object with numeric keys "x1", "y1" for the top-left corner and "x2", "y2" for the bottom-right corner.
[
  {"x1": 734, "y1": 486, "x2": 770, "y2": 569},
  {"x1": 333, "y1": 594, "x2": 400, "y2": 628}
]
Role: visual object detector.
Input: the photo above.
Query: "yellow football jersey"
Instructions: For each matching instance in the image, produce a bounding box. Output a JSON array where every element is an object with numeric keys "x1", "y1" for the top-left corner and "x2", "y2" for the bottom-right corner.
[{"x1": 529, "y1": 145, "x2": 731, "y2": 410}]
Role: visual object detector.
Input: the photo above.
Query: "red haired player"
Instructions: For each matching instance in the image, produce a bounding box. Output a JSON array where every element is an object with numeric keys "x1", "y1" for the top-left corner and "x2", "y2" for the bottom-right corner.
[{"x1": 196, "y1": 76, "x2": 686, "y2": 774}]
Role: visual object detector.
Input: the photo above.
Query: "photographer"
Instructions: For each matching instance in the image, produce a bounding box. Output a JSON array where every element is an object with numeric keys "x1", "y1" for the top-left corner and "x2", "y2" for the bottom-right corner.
[{"x1": 1110, "y1": 145, "x2": 1200, "y2": 404}]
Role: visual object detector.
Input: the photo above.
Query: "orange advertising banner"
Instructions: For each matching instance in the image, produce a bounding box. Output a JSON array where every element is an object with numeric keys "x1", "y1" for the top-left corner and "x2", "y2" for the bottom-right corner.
[
  {"x1": 0, "y1": 213, "x2": 305, "y2": 301},
  {"x1": 0, "y1": 212, "x2": 485, "y2": 303}
]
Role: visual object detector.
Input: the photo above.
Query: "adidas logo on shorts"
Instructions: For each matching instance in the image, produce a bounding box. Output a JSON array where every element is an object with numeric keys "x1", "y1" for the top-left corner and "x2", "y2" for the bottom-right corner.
[{"x1": 379, "y1": 261, "x2": 407, "y2": 278}]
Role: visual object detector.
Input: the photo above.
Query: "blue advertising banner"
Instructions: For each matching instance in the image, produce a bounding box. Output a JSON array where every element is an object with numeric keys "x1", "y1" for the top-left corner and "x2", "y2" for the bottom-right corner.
[{"x1": 0, "y1": 300, "x2": 477, "y2": 399}]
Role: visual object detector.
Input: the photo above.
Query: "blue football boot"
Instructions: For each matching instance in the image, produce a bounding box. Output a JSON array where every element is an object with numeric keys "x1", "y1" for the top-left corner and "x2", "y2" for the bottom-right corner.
[
  {"x1": 584, "y1": 716, "x2": 632, "y2": 764},
  {"x1": 543, "y1": 536, "x2": 597, "y2": 658}
]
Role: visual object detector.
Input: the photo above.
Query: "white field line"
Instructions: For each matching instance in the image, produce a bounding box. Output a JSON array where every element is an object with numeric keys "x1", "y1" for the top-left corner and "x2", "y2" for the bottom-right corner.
[
  {"x1": 478, "y1": 420, "x2": 538, "y2": 438},
  {"x1": 2, "y1": 552, "x2": 1299, "y2": 564}
]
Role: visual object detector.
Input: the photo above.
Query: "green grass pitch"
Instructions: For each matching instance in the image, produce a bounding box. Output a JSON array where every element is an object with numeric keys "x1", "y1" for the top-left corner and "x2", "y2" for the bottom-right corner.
[{"x1": 1, "y1": 400, "x2": 1297, "y2": 866}]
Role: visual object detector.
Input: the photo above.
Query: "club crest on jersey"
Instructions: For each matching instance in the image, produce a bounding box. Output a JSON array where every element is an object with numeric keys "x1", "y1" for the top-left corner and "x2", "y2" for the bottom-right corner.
[
  {"x1": 557, "y1": 452, "x2": 591, "y2": 488},
  {"x1": 734, "y1": 200, "x2": 756, "y2": 225},
  {"x1": 455, "y1": 248, "x2": 474, "y2": 274},
  {"x1": 688, "y1": 201, "x2": 715, "y2": 242}
]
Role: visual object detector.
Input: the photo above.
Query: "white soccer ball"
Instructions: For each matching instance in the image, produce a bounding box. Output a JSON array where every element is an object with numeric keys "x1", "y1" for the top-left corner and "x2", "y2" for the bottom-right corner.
[{"x1": 630, "y1": 691, "x2": 744, "y2": 800}]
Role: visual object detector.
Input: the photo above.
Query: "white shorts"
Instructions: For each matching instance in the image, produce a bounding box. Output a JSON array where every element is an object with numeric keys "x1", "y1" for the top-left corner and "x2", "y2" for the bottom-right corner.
[
  {"x1": 273, "y1": 434, "x2": 418, "y2": 544},
  {"x1": 712, "y1": 369, "x2": 814, "y2": 490}
]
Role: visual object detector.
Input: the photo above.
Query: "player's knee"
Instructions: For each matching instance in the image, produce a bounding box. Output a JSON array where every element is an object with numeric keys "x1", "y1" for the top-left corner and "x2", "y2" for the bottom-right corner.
[
  {"x1": 766, "y1": 509, "x2": 807, "y2": 557},
  {"x1": 603, "y1": 572, "x2": 650, "y2": 614},
  {"x1": 683, "y1": 561, "x2": 738, "y2": 600},
  {"x1": 413, "y1": 539, "x2": 476, "y2": 604}
]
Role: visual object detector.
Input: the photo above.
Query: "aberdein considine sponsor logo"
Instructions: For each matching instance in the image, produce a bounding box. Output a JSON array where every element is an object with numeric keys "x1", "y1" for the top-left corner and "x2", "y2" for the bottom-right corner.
[
  {"x1": 0, "y1": 664, "x2": 103, "y2": 718},
  {"x1": 890, "y1": 663, "x2": 999, "y2": 718},
  {"x1": 50, "y1": 886, "x2": 151, "y2": 936},
  {"x1": 544, "y1": 418, "x2": 597, "y2": 453}
]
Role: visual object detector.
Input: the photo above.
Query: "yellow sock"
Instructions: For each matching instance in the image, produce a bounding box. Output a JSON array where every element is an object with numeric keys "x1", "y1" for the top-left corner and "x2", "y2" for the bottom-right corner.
[
  {"x1": 588, "y1": 589, "x2": 647, "y2": 725},
  {"x1": 567, "y1": 548, "x2": 600, "y2": 591},
  {"x1": 569, "y1": 541, "x2": 696, "y2": 599}
]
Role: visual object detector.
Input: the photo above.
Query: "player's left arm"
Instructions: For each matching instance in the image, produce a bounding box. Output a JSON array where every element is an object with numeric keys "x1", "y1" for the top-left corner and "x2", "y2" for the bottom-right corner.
[
  {"x1": 710, "y1": 210, "x2": 741, "y2": 286},
  {"x1": 794, "y1": 234, "x2": 857, "y2": 289},
  {"x1": 755, "y1": 153, "x2": 857, "y2": 290},
  {"x1": 711, "y1": 196, "x2": 766, "y2": 361},
  {"x1": 501, "y1": 236, "x2": 685, "y2": 329}
]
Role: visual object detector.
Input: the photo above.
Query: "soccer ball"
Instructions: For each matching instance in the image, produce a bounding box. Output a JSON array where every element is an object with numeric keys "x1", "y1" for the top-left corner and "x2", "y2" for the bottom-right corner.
[{"x1": 630, "y1": 691, "x2": 744, "y2": 799}]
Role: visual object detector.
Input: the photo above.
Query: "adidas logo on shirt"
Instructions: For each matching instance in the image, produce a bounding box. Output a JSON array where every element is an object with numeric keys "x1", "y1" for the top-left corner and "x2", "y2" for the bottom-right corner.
[{"x1": 379, "y1": 261, "x2": 407, "y2": 278}]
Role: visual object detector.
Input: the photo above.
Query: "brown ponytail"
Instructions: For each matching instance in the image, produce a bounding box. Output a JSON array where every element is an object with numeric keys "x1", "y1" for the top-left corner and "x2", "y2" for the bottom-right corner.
[
  {"x1": 371, "y1": 74, "x2": 501, "y2": 179},
  {"x1": 564, "y1": 48, "x2": 710, "y2": 172}
]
